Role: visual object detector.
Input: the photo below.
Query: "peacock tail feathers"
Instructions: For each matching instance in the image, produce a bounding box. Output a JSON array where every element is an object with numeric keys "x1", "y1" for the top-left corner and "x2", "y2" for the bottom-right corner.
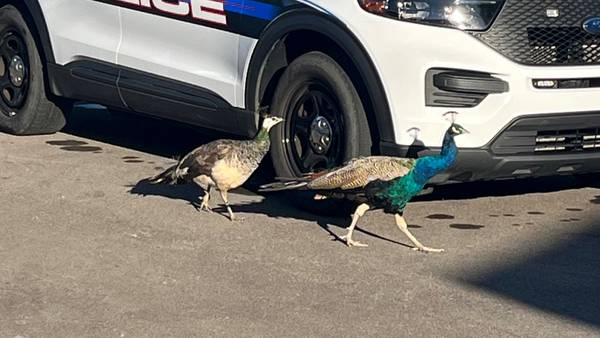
[{"x1": 307, "y1": 156, "x2": 416, "y2": 190}]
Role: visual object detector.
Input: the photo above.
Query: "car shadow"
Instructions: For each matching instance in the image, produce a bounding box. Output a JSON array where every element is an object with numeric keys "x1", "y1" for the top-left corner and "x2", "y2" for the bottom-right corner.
[
  {"x1": 63, "y1": 104, "x2": 600, "y2": 327},
  {"x1": 62, "y1": 104, "x2": 600, "y2": 203},
  {"x1": 64, "y1": 103, "x2": 275, "y2": 188},
  {"x1": 417, "y1": 175, "x2": 600, "y2": 202},
  {"x1": 454, "y1": 219, "x2": 600, "y2": 328},
  {"x1": 63, "y1": 103, "x2": 223, "y2": 158}
]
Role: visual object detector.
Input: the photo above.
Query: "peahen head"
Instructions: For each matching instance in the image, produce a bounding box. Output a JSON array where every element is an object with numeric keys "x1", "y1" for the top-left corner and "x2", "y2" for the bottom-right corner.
[
  {"x1": 261, "y1": 116, "x2": 284, "y2": 131},
  {"x1": 256, "y1": 116, "x2": 284, "y2": 141},
  {"x1": 448, "y1": 123, "x2": 469, "y2": 137}
]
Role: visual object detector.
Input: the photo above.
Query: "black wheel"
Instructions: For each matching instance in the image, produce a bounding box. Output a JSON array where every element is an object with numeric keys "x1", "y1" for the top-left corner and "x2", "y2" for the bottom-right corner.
[
  {"x1": 269, "y1": 51, "x2": 372, "y2": 214},
  {"x1": 0, "y1": 5, "x2": 66, "y2": 135}
]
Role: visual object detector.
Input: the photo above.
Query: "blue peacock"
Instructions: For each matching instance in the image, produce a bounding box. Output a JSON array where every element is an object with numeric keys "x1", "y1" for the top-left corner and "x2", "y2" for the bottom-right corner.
[{"x1": 260, "y1": 120, "x2": 469, "y2": 253}]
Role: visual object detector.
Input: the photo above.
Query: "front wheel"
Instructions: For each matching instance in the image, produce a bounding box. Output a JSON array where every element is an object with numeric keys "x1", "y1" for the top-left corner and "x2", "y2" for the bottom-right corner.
[
  {"x1": 269, "y1": 52, "x2": 372, "y2": 214},
  {"x1": 0, "y1": 5, "x2": 67, "y2": 135}
]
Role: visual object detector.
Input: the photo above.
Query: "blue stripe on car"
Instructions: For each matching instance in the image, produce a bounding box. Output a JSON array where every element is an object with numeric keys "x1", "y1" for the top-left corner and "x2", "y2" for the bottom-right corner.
[{"x1": 224, "y1": 0, "x2": 281, "y2": 21}]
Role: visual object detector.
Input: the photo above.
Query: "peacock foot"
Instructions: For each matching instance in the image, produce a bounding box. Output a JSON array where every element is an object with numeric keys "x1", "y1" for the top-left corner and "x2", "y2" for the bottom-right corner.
[
  {"x1": 412, "y1": 246, "x2": 445, "y2": 253},
  {"x1": 228, "y1": 213, "x2": 245, "y2": 222},
  {"x1": 339, "y1": 235, "x2": 368, "y2": 248}
]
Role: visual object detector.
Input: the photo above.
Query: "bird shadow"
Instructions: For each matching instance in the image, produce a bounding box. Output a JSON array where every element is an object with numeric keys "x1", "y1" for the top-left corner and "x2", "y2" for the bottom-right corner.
[
  {"x1": 228, "y1": 197, "x2": 413, "y2": 249},
  {"x1": 128, "y1": 178, "x2": 243, "y2": 220},
  {"x1": 405, "y1": 138, "x2": 429, "y2": 158},
  {"x1": 128, "y1": 178, "x2": 411, "y2": 247},
  {"x1": 128, "y1": 178, "x2": 204, "y2": 208}
]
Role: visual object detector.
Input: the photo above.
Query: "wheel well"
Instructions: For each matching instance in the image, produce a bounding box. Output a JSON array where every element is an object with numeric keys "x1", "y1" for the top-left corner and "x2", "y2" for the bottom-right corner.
[
  {"x1": 257, "y1": 30, "x2": 382, "y2": 154},
  {"x1": 0, "y1": 1, "x2": 53, "y2": 64},
  {"x1": 0, "y1": 0, "x2": 68, "y2": 105}
]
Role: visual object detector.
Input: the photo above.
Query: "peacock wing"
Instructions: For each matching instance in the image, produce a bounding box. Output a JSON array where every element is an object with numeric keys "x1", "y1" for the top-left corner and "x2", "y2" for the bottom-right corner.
[
  {"x1": 372, "y1": 157, "x2": 416, "y2": 181},
  {"x1": 307, "y1": 156, "x2": 416, "y2": 190}
]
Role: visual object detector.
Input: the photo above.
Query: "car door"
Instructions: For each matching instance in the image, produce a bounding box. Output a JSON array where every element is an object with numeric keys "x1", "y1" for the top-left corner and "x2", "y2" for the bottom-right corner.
[
  {"x1": 40, "y1": 0, "x2": 121, "y2": 65},
  {"x1": 39, "y1": 0, "x2": 124, "y2": 107},
  {"x1": 115, "y1": 0, "x2": 245, "y2": 129}
]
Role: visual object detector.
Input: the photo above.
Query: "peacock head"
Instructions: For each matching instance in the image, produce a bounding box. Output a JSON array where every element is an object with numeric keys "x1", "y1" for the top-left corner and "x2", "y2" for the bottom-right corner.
[
  {"x1": 448, "y1": 123, "x2": 469, "y2": 137},
  {"x1": 261, "y1": 116, "x2": 284, "y2": 131},
  {"x1": 443, "y1": 111, "x2": 469, "y2": 137}
]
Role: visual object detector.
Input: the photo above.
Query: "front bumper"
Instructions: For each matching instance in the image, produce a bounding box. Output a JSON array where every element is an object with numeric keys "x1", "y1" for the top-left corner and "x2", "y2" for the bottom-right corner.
[
  {"x1": 343, "y1": 6, "x2": 600, "y2": 149},
  {"x1": 382, "y1": 112, "x2": 600, "y2": 183},
  {"x1": 384, "y1": 145, "x2": 600, "y2": 184}
]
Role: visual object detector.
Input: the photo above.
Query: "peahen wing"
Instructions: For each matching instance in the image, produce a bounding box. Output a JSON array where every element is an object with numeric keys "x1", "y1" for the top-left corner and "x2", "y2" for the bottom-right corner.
[
  {"x1": 307, "y1": 156, "x2": 416, "y2": 191},
  {"x1": 176, "y1": 139, "x2": 239, "y2": 180}
]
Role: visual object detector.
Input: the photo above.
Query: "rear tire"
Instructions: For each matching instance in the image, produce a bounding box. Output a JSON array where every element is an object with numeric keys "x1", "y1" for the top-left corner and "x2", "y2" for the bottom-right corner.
[
  {"x1": 0, "y1": 5, "x2": 66, "y2": 135},
  {"x1": 269, "y1": 52, "x2": 372, "y2": 215}
]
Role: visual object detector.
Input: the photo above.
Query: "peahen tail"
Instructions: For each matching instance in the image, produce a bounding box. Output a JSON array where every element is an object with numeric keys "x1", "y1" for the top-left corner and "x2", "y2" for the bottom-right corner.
[{"x1": 148, "y1": 164, "x2": 180, "y2": 185}]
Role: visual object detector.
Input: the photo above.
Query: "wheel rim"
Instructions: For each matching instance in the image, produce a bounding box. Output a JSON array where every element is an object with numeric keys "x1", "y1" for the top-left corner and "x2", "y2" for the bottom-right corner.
[
  {"x1": 0, "y1": 29, "x2": 29, "y2": 117},
  {"x1": 284, "y1": 81, "x2": 345, "y2": 174}
]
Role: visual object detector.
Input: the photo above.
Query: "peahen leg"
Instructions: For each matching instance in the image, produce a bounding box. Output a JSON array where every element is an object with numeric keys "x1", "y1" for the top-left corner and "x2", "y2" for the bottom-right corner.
[
  {"x1": 218, "y1": 190, "x2": 240, "y2": 221},
  {"x1": 340, "y1": 203, "x2": 370, "y2": 247},
  {"x1": 395, "y1": 214, "x2": 445, "y2": 253},
  {"x1": 199, "y1": 186, "x2": 212, "y2": 212}
]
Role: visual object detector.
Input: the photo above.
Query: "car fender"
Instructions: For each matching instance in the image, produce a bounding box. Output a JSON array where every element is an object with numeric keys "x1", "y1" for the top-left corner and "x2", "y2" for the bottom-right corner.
[{"x1": 244, "y1": 8, "x2": 395, "y2": 145}]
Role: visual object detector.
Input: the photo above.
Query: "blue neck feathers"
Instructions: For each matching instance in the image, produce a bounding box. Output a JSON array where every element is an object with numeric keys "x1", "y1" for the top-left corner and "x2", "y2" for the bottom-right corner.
[{"x1": 413, "y1": 132, "x2": 458, "y2": 185}]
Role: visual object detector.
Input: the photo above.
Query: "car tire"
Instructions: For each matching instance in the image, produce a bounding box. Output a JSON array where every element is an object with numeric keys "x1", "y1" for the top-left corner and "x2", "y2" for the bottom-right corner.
[
  {"x1": 0, "y1": 5, "x2": 66, "y2": 135},
  {"x1": 269, "y1": 51, "x2": 372, "y2": 215}
]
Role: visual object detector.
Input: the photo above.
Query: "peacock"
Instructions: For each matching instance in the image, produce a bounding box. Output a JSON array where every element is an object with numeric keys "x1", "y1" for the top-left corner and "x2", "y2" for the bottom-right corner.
[
  {"x1": 260, "y1": 119, "x2": 468, "y2": 252},
  {"x1": 149, "y1": 116, "x2": 283, "y2": 221}
]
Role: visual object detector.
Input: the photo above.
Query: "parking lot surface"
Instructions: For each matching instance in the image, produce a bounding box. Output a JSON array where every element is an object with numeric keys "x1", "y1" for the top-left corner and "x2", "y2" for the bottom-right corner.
[{"x1": 1, "y1": 105, "x2": 599, "y2": 337}]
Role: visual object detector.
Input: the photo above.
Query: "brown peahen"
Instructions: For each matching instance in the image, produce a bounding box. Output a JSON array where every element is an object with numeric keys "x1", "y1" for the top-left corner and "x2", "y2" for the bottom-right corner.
[
  {"x1": 260, "y1": 122, "x2": 469, "y2": 252},
  {"x1": 150, "y1": 116, "x2": 283, "y2": 221}
]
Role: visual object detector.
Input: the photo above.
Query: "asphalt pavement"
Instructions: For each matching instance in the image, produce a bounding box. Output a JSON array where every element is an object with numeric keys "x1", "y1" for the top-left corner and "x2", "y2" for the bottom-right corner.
[{"x1": 1, "y1": 105, "x2": 599, "y2": 337}]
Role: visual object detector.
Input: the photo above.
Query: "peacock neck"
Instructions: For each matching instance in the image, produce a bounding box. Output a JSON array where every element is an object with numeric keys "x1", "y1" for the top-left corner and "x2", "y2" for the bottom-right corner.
[
  {"x1": 412, "y1": 132, "x2": 458, "y2": 185},
  {"x1": 440, "y1": 132, "x2": 457, "y2": 159}
]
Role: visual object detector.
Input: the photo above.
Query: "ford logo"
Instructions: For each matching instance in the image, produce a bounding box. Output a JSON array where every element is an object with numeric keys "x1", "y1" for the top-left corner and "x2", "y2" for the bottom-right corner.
[{"x1": 583, "y1": 17, "x2": 600, "y2": 35}]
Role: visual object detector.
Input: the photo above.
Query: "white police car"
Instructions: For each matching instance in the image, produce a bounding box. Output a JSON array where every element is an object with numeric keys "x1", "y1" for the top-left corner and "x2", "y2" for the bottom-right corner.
[{"x1": 2, "y1": 0, "x2": 600, "y2": 183}]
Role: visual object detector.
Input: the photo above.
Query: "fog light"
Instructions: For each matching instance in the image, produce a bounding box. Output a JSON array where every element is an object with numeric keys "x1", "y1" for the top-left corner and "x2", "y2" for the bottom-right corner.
[{"x1": 533, "y1": 80, "x2": 558, "y2": 88}]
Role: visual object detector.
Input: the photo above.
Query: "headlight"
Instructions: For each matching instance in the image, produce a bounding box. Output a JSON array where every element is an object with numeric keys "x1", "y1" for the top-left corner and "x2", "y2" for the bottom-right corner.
[{"x1": 358, "y1": 0, "x2": 506, "y2": 30}]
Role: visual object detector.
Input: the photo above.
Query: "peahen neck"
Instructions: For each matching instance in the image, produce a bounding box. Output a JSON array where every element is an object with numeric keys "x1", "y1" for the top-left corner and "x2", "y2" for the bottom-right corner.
[
  {"x1": 412, "y1": 131, "x2": 458, "y2": 185},
  {"x1": 255, "y1": 127, "x2": 270, "y2": 142}
]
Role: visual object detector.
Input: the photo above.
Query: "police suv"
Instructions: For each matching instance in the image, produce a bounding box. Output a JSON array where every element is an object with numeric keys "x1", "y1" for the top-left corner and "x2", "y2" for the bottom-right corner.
[{"x1": 2, "y1": 0, "x2": 600, "y2": 183}]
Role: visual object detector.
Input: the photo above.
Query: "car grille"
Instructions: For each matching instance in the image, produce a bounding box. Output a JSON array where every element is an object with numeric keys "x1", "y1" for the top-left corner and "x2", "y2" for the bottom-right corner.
[
  {"x1": 471, "y1": 0, "x2": 600, "y2": 66},
  {"x1": 491, "y1": 112, "x2": 600, "y2": 155},
  {"x1": 535, "y1": 129, "x2": 600, "y2": 153}
]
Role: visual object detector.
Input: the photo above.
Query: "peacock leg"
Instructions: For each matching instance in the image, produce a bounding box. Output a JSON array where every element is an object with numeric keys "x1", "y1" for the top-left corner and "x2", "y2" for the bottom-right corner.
[
  {"x1": 199, "y1": 186, "x2": 212, "y2": 212},
  {"x1": 340, "y1": 203, "x2": 370, "y2": 247},
  {"x1": 218, "y1": 190, "x2": 240, "y2": 221},
  {"x1": 394, "y1": 214, "x2": 445, "y2": 253}
]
